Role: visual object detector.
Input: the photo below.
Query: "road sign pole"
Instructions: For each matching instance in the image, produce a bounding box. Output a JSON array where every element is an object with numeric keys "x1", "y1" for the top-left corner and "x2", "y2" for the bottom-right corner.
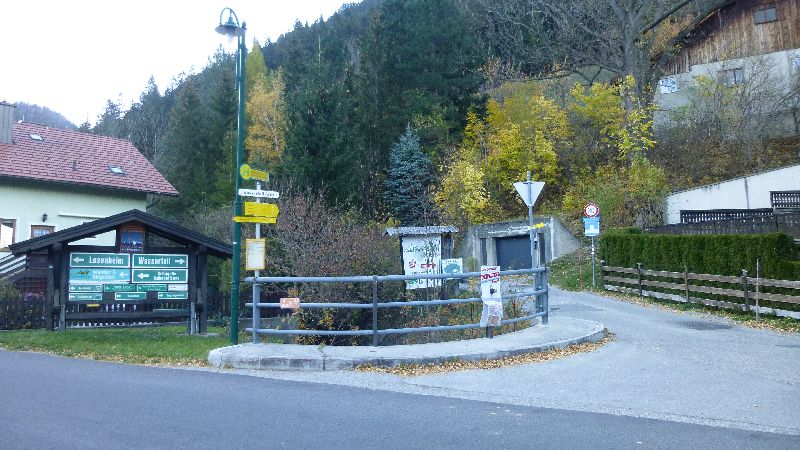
[
  {"x1": 591, "y1": 236, "x2": 596, "y2": 289},
  {"x1": 252, "y1": 181, "x2": 262, "y2": 344}
]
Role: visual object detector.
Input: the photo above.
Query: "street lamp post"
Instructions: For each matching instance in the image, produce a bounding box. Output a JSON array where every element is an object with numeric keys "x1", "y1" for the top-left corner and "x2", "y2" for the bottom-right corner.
[{"x1": 216, "y1": 7, "x2": 246, "y2": 344}]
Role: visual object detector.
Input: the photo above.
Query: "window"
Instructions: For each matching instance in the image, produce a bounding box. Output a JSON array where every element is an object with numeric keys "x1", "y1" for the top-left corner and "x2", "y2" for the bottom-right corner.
[
  {"x1": 0, "y1": 219, "x2": 15, "y2": 248},
  {"x1": 28, "y1": 133, "x2": 43, "y2": 141},
  {"x1": 109, "y1": 166, "x2": 125, "y2": 175},
  {"x1": 30, "y1": 225, "x2": 54, "y2": 238},
  {"x1": 719, "y1": 68, "x2": 745, "y2": 85},
  {"x1": 754, "y1": 5, "x2": 777, "y2": 24}
]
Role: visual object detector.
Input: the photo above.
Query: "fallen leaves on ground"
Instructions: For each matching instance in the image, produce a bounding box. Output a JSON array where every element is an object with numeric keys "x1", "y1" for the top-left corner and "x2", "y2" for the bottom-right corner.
[{"x1": 355, "y1": 333, "x2": 613, "y2": 376}]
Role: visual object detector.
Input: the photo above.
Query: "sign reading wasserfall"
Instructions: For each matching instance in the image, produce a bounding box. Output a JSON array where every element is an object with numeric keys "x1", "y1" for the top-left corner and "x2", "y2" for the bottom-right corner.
[
  {"x1": 132, "y1": 269, "x2": 188, "y2": 283},
  {"x1": 132, "y1": 254, "x2": 189, "y2": 269},
  {"x1": 238, "y1": 189, "x2": 279, "y2": 199},
  {"x1": 158, "y1": 291, "x2": 189, "y2": 300},
  {"x1": 70, "y1": 253, "x2": 130, "y2": 268},
  {"x1": 69, "y1": 268, "x2": 131, "y2": 284}
]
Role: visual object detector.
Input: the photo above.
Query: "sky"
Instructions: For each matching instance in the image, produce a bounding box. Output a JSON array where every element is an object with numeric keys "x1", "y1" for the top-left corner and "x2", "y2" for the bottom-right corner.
[{"x1": 0, "y1": 0, "x2": 358, "y2": 127}]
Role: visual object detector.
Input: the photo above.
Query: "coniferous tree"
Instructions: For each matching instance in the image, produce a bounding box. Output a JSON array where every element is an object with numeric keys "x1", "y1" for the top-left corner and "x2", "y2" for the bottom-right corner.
[{"x1": 383, "y1": 126, "x2": 435, "y2": 225}]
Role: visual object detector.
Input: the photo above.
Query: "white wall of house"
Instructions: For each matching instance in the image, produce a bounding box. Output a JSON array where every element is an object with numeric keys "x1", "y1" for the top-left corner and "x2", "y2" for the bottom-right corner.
[
  {"x1": 665, "y1": 164, "x2": 800, "y2": 224},
  {"x1": 655, "y1": 49, "x2": 800, "y2": 134},
  {"x1": 0, "y1": 180, "x2": 146, "y2": 257}
]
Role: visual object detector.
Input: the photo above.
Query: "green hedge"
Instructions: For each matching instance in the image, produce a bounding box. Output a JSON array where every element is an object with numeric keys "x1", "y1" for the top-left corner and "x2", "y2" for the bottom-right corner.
[{"x1": 598, "y1": 231, "x2": 799, "y2": 280}]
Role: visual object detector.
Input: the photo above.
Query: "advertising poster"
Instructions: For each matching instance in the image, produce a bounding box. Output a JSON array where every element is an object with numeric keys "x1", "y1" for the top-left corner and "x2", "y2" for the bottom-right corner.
[{"x1": 401, "y1": 235, "x2": 442, "y2": 290}]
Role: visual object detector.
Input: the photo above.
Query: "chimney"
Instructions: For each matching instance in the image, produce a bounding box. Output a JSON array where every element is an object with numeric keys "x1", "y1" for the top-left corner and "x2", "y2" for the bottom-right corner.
[{"x1": 0, "y1": 101, "x2": 15, "y2": 144}]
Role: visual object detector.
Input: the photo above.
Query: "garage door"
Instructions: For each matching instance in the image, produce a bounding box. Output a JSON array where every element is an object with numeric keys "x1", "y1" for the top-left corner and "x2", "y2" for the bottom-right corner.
[{"x1": 495, "y1": 236, "x2": 532, "y2": 269}]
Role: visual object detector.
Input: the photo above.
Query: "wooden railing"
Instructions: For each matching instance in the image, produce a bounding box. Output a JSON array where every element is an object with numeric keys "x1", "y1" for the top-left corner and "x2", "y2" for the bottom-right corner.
[{"x1": 602, "y1": 264, "x2": 800, "y2": 319}]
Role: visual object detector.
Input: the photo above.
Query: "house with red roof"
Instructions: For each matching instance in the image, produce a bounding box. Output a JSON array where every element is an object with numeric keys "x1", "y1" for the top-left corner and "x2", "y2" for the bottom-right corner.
[{"x1": 0, "y1": 101, "x2": 178, "y2": 258}]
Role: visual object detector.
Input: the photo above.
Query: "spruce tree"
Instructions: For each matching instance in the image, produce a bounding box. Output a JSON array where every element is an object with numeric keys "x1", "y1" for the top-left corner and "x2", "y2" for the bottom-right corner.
[{"x1": 383, "y1": 126, "x2": 435, "y2": 225}]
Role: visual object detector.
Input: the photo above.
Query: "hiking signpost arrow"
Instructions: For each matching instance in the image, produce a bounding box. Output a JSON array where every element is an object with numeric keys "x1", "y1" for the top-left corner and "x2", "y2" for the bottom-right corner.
[
  {"x1": 132, "y1": 269, "x2": 188, "y2": 283},
  {"x1": 69, "y1": 253, "x2": 130, "y2": 268},
  {"x1": 132, "y1": 254, "x2": 189, "y2": 269}
]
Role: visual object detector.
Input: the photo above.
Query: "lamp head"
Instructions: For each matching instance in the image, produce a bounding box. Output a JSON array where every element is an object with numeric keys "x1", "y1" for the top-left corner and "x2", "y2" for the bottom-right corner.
[{"x1": 216, "y1": 8, "x2": 244, "y2": 39}]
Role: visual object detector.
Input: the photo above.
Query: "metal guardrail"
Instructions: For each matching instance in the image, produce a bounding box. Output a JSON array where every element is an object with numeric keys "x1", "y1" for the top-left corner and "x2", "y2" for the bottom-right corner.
[{"x1": 244, "y1": 267, "x2": 548, "y2": 346}]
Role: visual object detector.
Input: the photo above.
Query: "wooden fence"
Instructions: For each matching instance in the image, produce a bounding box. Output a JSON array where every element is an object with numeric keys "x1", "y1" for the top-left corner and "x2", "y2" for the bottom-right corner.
[
  {"x1": 602, "y1": 264, "x2": 800, "y2": 319},
  {"x1": 0, "y1": 293, "x2": 47, "y2": 330}
]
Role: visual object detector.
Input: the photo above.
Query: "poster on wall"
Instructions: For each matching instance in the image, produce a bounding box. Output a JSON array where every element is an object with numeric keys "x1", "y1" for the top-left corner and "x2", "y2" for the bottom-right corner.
[{"x1": 401, "y1": 235, "x2": 442, "y2": 290}]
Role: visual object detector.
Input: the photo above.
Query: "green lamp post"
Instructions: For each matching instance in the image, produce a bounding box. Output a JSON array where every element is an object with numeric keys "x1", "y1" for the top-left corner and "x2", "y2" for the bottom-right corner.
[{"x1": 216, "y1": 7, "x2": 246, "y2": 344}]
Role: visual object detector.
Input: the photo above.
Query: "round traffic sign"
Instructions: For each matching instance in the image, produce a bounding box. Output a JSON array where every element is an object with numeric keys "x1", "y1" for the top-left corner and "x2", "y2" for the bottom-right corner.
[{"x1": 584, "y1": 203, "x2": 599, "y2": 217}]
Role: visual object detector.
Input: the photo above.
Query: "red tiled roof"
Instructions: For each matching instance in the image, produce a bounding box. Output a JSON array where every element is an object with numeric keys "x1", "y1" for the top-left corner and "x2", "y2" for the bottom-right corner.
[{"x1": 0, "y1": 122, "x2": 178, "y2": 196}]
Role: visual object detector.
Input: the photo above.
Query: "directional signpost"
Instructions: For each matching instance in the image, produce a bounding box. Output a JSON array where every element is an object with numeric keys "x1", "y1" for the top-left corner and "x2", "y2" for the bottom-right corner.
[
  {"x1": 69, "y1": 268, "x2": 131, "y2": 284},
  {"x1": 133, "y1": 269, "x2": 188, "y2": 283},
  {"x1": 239, "y1": 164, "x2": 269, "y2": 182},
  {"x1": 68, "y1": 292, "x2": 102, "y2": 301},
  {"x1": 158, "y1": 291, "x2": 189, "y2": 300},
  {"x1": 69, "y1": 284, "x2": 101, "y2": 293},
  {"x1": 103, "y1": 284, "x2": 136, "y2": 292},
  {"x1": 132, "y1": 254, "x2": 188, "y2": 269},
  {"x1": 115, "y1": 292, "x2": 147, "y2": 301},
  {"x1": 70, "y1": 253, "x2": 130, "y2": 268},
  {"x1": 233, "y1": 216, "x2": 277, "y2": 224},
  {"x1": 244, "y1": 202, "x2": 279, "y2": 218},
  {"x1": 238, "y1": 189, "x2": 279, "y2": 199}
]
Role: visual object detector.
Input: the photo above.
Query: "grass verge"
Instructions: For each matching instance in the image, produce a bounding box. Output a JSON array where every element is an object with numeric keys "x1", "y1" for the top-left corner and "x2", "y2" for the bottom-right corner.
[
  {"x1": 356, "y1": 332, "x2": 613, "y2": 376},
  {"x1": 0, "y1": 325, "x2": 249, "y2": 366}
]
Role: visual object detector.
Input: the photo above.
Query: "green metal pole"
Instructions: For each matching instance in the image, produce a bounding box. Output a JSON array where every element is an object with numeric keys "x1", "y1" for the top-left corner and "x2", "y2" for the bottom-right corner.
[{"x1": 230, "y1": 23, "x2": 246, "y2": 344}]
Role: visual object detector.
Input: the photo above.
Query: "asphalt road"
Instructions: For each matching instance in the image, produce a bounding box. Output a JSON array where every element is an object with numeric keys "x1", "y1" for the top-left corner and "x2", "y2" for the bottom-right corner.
[
  {"x1": 1, "y1": 287, "x2": 799, "y2": 448},
  {"x1": 0, "y1": 348, "x2": 797, "y2": 449}
]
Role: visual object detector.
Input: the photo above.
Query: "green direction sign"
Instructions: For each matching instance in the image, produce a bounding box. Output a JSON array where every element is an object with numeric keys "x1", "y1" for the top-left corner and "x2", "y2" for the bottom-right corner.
[
  {"x1": 69, "y1": 284, "x2": 101, "y2": 293},
  {"x1": 133, "y1": 269, "x2": 188, "y2": 284},
  {"x1": 137, "y1": 284, "x2": 168, "y2": 292},
  {"x1": 69, "y1": 268, "x2": 131, "y2": 284},
  {"x1": 158, "y1": 291, "x2": 188, "y2": 300},
  {"x1": 132, "y1": 254, "x2": 189, "y2": 269},
  {"x1": 115, "y1": 292, "x2": 147, "y2": 301},
  {"x1": 70, "y1": 253, "x2": 130, "y2": 268},
  {"x1": 103, "y1": 283, "x2": 136, "y2": 292},
  {"x1": 68, "y1": 292, "x2": 102, "y2": 301}
]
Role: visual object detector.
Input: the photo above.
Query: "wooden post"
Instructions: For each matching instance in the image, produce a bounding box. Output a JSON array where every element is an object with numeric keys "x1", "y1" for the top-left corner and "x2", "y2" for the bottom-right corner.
[
  {"x1": 684, "y1": 266, "x2": 690, "y2": 304},
  {"x1": 741, "y1": 269, "x2": 750, "y2": 312},
  {"x1": 45, "y1": 249, "x2": 55, "y2": 331},
  {"x1": 637, "y1": 263, "x2": 643, "y2": 298},
  {"x1": 198, "y1": 246, "x2": 208, "y2": 334}
]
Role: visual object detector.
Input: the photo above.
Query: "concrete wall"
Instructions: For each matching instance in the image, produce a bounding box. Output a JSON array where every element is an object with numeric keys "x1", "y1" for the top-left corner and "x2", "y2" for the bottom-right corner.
[
  {"x1": 655, "y1": 49, "x2": 800, "y2": 135},
  {"x1": 459, "y1": 217, "x2": 581, "y2": 268},
  {"x1": 665, "y1": 164, "x2": 800, "y2": 224},
  {"x1": 0, "y1": 179, "x2": 147, "y2": 257}
]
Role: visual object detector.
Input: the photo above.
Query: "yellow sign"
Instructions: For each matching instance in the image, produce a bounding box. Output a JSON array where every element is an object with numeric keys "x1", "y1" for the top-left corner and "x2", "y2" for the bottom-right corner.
[
  {"x1": 239, "y1": 164, "x2": 269, "y2": 181},
  {"x1": 233, "y1": 216, "x2": 277, "y2": 224},
  {"x1": 245, "y1": 239, "x2": 266, "y2": 271},
  {"x1": 528, "y1": 223, "x2": 547, "y2": 230},
  {"x1": 244, "y1": 202, "x2": 279, "y2": 218}
]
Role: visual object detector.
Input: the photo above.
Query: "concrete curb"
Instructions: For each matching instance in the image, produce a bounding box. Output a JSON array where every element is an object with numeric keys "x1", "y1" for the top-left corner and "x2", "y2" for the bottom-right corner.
[{"x1": 208, "y1": 316, "x2": 606, "y2": 371}]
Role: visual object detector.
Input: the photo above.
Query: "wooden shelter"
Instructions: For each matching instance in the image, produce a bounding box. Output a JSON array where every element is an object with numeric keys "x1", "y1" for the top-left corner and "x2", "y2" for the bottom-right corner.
[{"x1": 8, "y1": 210, "x2": 231, "y2": 333}]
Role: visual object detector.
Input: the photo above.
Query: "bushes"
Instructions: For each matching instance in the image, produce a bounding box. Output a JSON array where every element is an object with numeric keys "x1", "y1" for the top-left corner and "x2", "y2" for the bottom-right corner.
[{"x1": 599, "y1": 231, "x2": 799, "y2": 279}]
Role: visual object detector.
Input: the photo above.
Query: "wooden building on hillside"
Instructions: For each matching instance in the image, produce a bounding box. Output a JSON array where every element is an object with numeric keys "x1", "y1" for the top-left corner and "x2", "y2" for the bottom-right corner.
[{"x1": 655, "y1": 0, "x2": 800, "y2": 134}]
